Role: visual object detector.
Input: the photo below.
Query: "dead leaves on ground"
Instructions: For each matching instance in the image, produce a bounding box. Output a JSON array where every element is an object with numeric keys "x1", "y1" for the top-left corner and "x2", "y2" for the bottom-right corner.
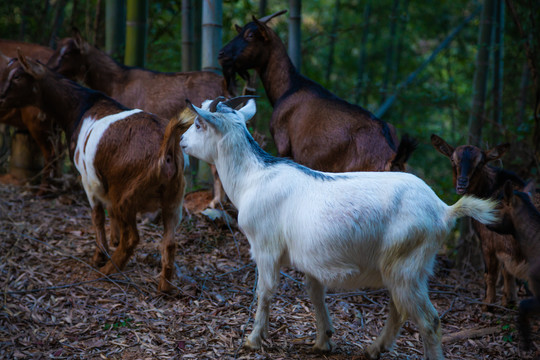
[{"x1": 0, "y1": 183, "x2": 539, "y2": 359}]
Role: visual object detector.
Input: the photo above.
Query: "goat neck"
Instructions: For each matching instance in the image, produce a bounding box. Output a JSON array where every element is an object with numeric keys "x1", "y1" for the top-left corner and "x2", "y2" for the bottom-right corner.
[
  {"x1": 214, "y1": 127, "x2": 262, "y2": 208},
  {"x1": 256, "y1": 33, "x2": 297, "y2": 106},
  {"x1": 82, "y1": 45, "x2": 126, "y2": 97},
  {"x1": 28, "y1": 70, "x2": 120, "y2": 158}
]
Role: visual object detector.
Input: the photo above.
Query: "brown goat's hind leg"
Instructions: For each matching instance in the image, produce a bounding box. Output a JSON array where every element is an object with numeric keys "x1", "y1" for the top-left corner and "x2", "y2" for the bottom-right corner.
[
  {"x1": 100, "y1": 213, "x2": 139, "y2": 275},
  {"x1": 158, "y1": 206, "x2": 180, "y2": 293},
  {"x1": 90, "y1": 203, "x2": 109, "y2": 267},
  {"x1": 501, "y1": 267, "x2": 517, "y2": 307}
]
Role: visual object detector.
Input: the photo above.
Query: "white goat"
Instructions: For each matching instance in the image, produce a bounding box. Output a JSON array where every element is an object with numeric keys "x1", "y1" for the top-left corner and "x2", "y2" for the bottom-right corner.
[{"x1": 180, "y1": 97, "x2": 498, "y2": 360}]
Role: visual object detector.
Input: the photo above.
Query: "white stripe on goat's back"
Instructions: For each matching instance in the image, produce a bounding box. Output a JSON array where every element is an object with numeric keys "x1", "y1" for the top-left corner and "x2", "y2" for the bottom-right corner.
[{"x1": 74, "y1": 109, "x2": 142, "y2": 206}]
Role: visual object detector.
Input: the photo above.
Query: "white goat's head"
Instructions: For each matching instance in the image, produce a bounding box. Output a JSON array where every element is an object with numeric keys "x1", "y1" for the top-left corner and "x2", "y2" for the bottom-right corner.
[{"x1": 180, "y1": 96, "x2": 257, "y2": 164}]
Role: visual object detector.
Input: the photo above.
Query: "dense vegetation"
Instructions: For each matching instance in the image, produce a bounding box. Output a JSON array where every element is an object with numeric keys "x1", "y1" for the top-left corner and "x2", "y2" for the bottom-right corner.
[{"x1": 1, "y1": 0, "x2": 538, "y2": 204}]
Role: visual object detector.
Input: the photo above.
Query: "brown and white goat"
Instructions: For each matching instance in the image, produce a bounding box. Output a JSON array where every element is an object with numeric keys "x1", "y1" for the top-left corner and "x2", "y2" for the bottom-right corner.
[
  {"x1": 431, "y1": 134, "x2": 529, "y2": 308},
  {"x1": 219, "y1": 10, "x2": 417, "y2": 173},
  {"x1": 0, "y1": 39, "x2": 61, "y2": 194},
  {"x1": 0, "y1": 52, "x2": 189, "y2": 293},
  {"x1": 47, "y1": 29, "x2": 230, "y2": 207},
  {"x1": 488, "y1": 180, "x2": 540, "y2": 351}
]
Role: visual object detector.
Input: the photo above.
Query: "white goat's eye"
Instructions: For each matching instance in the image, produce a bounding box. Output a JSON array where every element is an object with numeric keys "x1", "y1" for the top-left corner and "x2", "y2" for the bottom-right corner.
[{"x1": 195, "y1": 122, "x2": 201, "y2": 130}]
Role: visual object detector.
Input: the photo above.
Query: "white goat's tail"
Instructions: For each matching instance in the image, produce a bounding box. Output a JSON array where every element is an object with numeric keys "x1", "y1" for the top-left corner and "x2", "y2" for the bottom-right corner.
[{"x1": 446, "y1": 196, "x2": 498, "y2": 225}]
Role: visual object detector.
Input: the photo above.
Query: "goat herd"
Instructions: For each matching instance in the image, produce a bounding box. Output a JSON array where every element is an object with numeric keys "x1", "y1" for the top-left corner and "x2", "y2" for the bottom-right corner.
[{"x1": 0, "y1": 10, "x2": 538, "y2": 360}]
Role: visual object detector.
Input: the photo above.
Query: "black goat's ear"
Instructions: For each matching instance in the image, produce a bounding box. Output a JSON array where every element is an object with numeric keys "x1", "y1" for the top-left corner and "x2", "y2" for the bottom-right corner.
[
  {"x1": 485, "y1": 143, "x2": 509, "y2": 161},
  {"x1": 431, "y1": 134, "x2": 454, "y2": 158},
  {"x1": 252, "y1": 16, "x2": 270, "y2": 41},
  {"x1": 235, "y1": 24, "x2": 243, "y2": 34},
  {"x1": 503, "y1": 180, "x2": 514, "y2": 204}
]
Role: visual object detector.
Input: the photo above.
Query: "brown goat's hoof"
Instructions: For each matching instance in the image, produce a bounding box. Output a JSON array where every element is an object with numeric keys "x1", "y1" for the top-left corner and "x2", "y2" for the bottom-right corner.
[
  {"x1": 158, "y1": 279, "x2": 175, "y2": 294},
  {"x1": 99, "y1": 261, "x2": 118, "y2": 275}
]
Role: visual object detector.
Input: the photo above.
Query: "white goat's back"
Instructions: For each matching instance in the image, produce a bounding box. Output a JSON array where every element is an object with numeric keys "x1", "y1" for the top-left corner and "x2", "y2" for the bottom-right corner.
[{"x1": 239, "y1": 168, "x2": 451, "y2": 289}]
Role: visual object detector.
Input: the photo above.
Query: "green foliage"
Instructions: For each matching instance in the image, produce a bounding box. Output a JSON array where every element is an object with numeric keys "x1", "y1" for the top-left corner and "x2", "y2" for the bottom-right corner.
[
  {"x1": 1, "y1": 0, "x2": 538, "y2": 202},
  {"x1": 103, "y1": 317, "x2": 133, "y2": 330}
]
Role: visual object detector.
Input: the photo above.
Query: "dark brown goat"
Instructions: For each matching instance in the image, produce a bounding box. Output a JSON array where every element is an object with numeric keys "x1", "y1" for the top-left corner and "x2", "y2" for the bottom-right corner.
[
  {"x1": 47, "y1": 29, "x2": 230, "y2": 207},
  {"x1": 219, "y1": 10, "x2": 417, "y2": 173},
  {"x1": 488, "y1": 180, "x2": 540, "y2": 351},
  {"x1": 0, "y1": 52, "x2": 189, "y2": 293},
  {"x1": 431, "y1": 134, "x2": 528, "y2": 308},
  {"x1": 0, "y1": 39, "x2": 60, "y2": 194}
]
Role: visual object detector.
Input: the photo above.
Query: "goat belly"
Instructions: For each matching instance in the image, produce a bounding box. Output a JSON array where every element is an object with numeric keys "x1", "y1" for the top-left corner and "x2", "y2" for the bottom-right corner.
[{"x1": 73, "y1": 109, "x2": 143, "y2": 206}]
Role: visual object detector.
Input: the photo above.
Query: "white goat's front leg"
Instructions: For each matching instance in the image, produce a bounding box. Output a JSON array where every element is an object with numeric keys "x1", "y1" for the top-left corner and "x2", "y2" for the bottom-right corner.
[
  {"x1": 366, "y1": 297, "x2": 404, "y2": 359},
  {"x1": 305, "y1": 275, "x2": 334, "y2": 352},
  {"x1": 245, "y1": 259, "x2": 280, "y2": 350}
]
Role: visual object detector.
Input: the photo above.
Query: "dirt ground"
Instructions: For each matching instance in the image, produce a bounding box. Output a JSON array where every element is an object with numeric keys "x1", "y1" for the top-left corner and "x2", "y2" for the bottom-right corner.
[{"x1": 1, "y1": 179, "x2": 539, "y2": 360}]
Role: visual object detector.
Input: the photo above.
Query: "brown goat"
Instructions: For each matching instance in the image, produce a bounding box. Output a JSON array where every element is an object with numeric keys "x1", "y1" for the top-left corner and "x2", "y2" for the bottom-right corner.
[
  {"x1": 0, "y1": 52, "x2": 189, "y2": 293},
  {"x1": 219, "y1": 10, "x2": 417, "y2": 173},
  {"x1": 0, "y1": 39, "x2": 61, "y2": 194},
  {"x1": 47, "y1": 29, "x2": 230, "y2": 207},
  {"x1": 488, "y1": 180, "x2": 540, "y2": 351},
  {"x1": 431, "y1": 134, "x2": 529, "y2": 308}
]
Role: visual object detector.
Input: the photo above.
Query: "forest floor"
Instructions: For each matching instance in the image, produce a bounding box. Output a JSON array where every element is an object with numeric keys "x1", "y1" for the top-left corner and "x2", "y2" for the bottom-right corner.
[{"x1": 1, "y1": 178, "x2": 539, "y2": 360}]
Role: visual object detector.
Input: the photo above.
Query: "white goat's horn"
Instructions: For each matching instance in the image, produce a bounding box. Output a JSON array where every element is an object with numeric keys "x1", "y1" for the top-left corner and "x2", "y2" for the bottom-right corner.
[
  {"x1": 258, "y1": 10, "x2": 287, "y2": 23},
  {"x1": 209, "y1": 96, "x2": 226, "y2": 112},
  {"x1": 223, "y1": 96, "x2": 259, "y2": 110}
]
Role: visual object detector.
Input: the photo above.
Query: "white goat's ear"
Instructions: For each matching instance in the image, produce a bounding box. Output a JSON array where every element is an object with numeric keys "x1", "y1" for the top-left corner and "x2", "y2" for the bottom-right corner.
[
  {"x1": 238, "y1": 99, "x2": 256, "y2": 123},
  {"x1": 186, "y1": 99, "x2": 223, "y2": 131}
]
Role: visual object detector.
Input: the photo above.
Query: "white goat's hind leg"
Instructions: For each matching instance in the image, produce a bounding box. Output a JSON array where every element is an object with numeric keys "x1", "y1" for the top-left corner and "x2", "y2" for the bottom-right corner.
[
  {"x1": 389, "y1": 284, "x2": 443, "y2": 360},
  {"x1": 305, "y1": 275, "x2": 334, "y2": 352},
  {"x1": 366, "y1": 297, "x2": 404, "y2": 359},
  {"x1": 245, "y1": 261, "x2": 279, "y2": 350}
]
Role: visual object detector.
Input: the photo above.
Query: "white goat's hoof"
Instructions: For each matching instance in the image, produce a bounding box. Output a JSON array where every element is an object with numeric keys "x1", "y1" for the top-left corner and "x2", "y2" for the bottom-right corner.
[
  {"x1": 244, "y1": 336, "x2": 262, "y2": 350},
  {"x1": 312, "y1": 340, "x2": 333, "y2": 352},
  {"x1": 365, "y1": 344, "x2": 382, "y2": 360}
]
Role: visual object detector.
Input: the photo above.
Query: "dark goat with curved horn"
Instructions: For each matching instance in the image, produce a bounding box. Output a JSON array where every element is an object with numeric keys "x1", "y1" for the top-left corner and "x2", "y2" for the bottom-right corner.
[{"x1": 219, "y1": 10, "x2": 417, "y2": 173}]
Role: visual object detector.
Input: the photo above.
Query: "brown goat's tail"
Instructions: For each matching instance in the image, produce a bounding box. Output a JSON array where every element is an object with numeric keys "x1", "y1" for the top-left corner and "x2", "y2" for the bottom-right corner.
[
  {"x1": 157, "y1": 108, "x2": 195, "y2": 180},
  {"x1": 390, "y1": 134, "x2": 418, "y2": 171}
]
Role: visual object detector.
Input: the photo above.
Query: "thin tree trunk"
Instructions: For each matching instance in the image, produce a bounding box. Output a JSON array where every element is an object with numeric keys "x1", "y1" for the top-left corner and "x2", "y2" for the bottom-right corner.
[
  {"x1": 70, "y1": 0, "x2": 78, "y2": 29},
  {"x1": 182, "y1": 0, "x2": 195, "y2": 71},
  {"x1": 381, "y1": 0, "x2": 400, "y2": 103},
  {"x1": 105, "y1": 0, "x2": 126, "y2": 59},
  {"x1": 193, "y1": 0, "x2": 202, "y2": 71},
  {"x1": 202, "y1": 0, "x2": 222, "y2": 73},
  {"x1": 124, "y1": 0, "x2": 148, "y2": 67},
  {"x1": 92, "y1": 0, "x2": 103, "y2": 46},
  {"x1": 468, "y1": 0, "x2": 496, "y2": 146},
  {"x1": 354, "y1": 1, "x2": 371, "y2": 104},
  {"x1": 48, "y1": 0, "x2": 66, "y2": 48},
  {"x1": 325, "y1": 0, "x2": 341, "y2": 85},
  {"x1": 392, "y1": 0, "x2": 408, "y2": 87},
  {"x1": 491, "y1": 0, "x2": 504, "y2": 145},
  {"x1": 516, "y1": 62, "x2": 530, "y2": 127},
  {"x1": 288, "y1": 0, "x2": 302, "y2": 71}
]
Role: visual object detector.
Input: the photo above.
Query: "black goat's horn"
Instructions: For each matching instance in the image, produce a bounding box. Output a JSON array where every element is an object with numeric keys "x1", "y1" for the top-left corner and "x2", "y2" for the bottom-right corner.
[
  {"x1": 222, "y1": 96, "x2": 258, "y2": 110},
  {"x1": 258, "y1": 9, "x2": 287, "y2": 23},
  {"x1": 208, "y1": 96, "x2": 226, "y2": 112}
]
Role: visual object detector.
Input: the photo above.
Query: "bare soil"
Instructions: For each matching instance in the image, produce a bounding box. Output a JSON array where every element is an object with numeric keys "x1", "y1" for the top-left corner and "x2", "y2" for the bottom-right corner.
[{"x1": 1, "y1": 180, "x2": 539, "y2": 359}]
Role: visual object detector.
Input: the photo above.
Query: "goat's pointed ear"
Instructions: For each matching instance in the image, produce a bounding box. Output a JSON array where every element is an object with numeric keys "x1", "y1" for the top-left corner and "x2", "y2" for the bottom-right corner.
[
  {"x1": 252, "y1": 16, "x2": 270, "y2": 41},
  {"x1": 486, "y1": 143, "x2": 509, "y2": 161},
  {"x1": 17, "y1": 49, "x2": 45, "y2": 79},
  {"x1": 431, "y1": 134, "x2": 454, "y2": 158},
  {"x1": 72, "y1": 27, "x2": 88, "y2": 52},
  {"x1": 238, "y1": 99, "x2": 256, "y2": 123},
  {"x1": 235, "y1": 24, "x2": 243, "y2": 34},
  {"x1": 186, "y1": 99, "x2": 223, "y2": 131},
  {"x1": 503, "y1": 180, "x2": 514, "y2": 204},
  {"x1": 523, "y1": 180, "x2": 536, "y2": 195}
]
